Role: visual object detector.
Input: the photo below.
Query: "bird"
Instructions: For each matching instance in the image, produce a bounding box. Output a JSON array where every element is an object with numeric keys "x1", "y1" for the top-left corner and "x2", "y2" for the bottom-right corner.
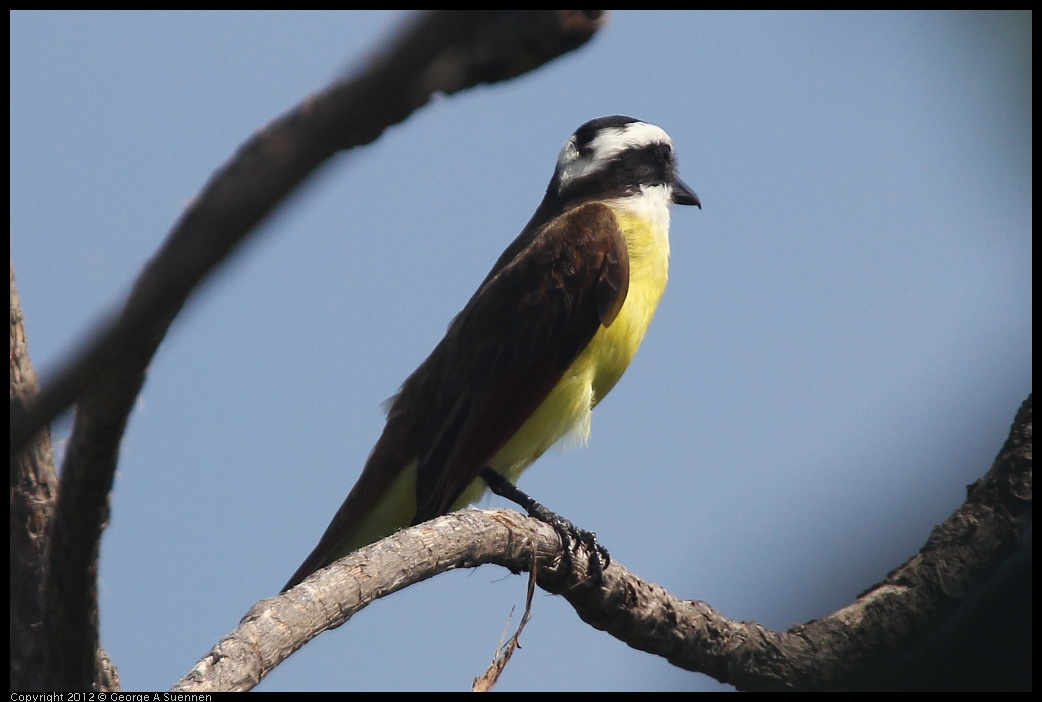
[{"x1": 283, "y1": 115, "x2": 699, "y2": 592}]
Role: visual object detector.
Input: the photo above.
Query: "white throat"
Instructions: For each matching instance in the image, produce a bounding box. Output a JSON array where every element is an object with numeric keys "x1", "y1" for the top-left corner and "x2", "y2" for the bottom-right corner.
[{"x1": 608, "y1": 183, "x2": 674, "y2": 239}]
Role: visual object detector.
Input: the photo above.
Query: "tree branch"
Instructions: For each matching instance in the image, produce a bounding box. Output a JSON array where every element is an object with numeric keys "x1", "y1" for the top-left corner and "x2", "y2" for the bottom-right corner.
[
  {"x1": 555, "y1": 394, "x2": 1032, "y2": 691},
  {"x1": 175, "y1": 395, "x2": 1031, "y2": 691}
]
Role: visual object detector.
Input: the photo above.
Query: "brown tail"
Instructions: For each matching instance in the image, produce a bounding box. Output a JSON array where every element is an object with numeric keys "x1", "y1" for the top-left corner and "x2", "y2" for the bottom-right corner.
[{"x1": 281, "y1": 433, "x2": 416, "y2": 592}]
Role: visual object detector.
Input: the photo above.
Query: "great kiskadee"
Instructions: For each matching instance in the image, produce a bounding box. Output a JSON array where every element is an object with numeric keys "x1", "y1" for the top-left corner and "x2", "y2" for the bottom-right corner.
[{"x1": 283, "y1": 116, "x2": 699, "y2": 591}]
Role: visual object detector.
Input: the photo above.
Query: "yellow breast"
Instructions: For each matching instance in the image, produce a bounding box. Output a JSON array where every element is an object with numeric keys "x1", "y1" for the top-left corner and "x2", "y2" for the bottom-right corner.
[{"x1": 586, "y1": 207, "x2": 670, "y2": 404}]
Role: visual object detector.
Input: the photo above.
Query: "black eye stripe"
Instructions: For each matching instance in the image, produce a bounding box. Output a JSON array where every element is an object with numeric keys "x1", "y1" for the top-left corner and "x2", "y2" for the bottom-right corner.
[
  {"x1": 558, "y1": 143, "x2": 677, "y2": 203},
  {"x1": 601, "y1": 143, "x2": 675, "y2": 184}
]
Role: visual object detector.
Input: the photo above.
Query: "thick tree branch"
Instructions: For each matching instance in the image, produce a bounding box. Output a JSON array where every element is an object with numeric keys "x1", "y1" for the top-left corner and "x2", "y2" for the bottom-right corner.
[
  {"x1": 175, "y1": 395, "x2": 1030, "y2": 692},
  {"x1": 10, "y1": 261, "x2": 59, "y2": 691},
  {"x1": 11, "y1": 262, "x2": 122, "y2": 692},
  {"x1": 554, "y1": 394, "x2": 1032, "y2": 691},
  {"x1": 11, "y1": 11, "x2": 605, "y2": 691}
]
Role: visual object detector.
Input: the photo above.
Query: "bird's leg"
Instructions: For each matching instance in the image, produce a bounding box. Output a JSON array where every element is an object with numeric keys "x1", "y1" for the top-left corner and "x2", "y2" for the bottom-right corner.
[{"x1": 480, "y1": 467, "x2": 609, "y2": 582}]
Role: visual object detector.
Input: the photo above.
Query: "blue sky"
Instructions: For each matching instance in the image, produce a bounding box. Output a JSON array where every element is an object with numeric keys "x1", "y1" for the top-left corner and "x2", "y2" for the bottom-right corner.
[{"x1": 10, "y1": 11, "x2": 1031, "y2": 692}]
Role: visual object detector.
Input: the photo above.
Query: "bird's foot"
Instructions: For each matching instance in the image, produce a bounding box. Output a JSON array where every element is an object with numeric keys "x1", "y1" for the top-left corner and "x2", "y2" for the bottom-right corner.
[{"x1": 481, "y1": 467, "x2": 609, "y2": 582}]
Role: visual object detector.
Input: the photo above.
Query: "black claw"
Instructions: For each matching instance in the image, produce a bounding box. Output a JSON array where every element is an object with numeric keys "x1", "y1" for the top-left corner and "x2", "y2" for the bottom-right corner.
[{"x1": 481, "y1": 467, "x2": 608, "y2": 583}]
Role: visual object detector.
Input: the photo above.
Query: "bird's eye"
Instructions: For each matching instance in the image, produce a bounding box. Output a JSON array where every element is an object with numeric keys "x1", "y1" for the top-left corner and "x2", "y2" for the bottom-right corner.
[{"x1": 659, "y1": 143, "x2": 674, "y2": 161}]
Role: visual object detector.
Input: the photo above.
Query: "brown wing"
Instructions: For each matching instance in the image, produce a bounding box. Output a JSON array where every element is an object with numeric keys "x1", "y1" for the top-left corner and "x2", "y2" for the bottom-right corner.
[
  {"x1": 282, "y1": 202, "x2": 627, "y2": 591},
  {"x1": 411, "y1": 201, "x2": 629, "y2": 521}
]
